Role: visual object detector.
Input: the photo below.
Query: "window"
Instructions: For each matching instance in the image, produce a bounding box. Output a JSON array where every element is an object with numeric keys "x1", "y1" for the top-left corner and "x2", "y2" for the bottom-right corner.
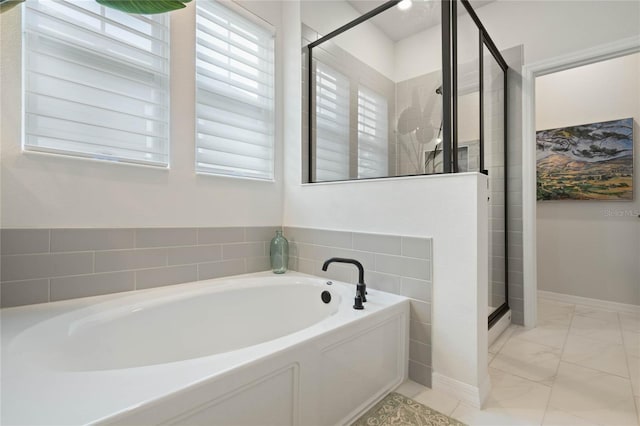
[
  {"x1": 315, "y1": 62, "x2": 350, "y2": 181},
  {"x1": 195, "y1": 0, "x2": 275, "y2": 180},
  {"x1": 357, "y1": 86, "x2": 388, "y2": 178},
  {"x1": 23, "y1": 0, "x2": 170, "y2": 166}
]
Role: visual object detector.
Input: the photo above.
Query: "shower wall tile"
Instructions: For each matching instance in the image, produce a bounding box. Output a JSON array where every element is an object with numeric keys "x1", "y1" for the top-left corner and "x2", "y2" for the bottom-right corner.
[
  {"x1": 0, "y1": 226, "x2": 281, "y2": 308},
  {"x1": 284, "y1": 226, "x2": 433, "y2": 387}
]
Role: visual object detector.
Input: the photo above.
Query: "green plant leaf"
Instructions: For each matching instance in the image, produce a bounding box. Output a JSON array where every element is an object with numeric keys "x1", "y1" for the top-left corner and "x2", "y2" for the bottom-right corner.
[
  {"x1": 0, "y1": 0, "x2": 25, "y2": 14},
  {"x1": 96, "y1": 0, "x2": 192, "y2": 14}
]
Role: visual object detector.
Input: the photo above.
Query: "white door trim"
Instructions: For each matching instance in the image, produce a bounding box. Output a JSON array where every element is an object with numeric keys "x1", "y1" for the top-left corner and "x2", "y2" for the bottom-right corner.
[{"x1": 521, "y1": 36, "x2": 640, "y2": 328}]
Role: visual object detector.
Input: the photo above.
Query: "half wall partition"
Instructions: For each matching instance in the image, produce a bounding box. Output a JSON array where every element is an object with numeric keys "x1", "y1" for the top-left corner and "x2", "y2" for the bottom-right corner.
[{"x1": 304, "y1": 0, "x2": 509, "y2": 328}]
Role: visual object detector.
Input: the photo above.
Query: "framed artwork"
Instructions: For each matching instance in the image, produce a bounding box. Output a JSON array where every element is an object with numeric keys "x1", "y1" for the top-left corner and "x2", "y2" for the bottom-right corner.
[{"x1": 536, "y1": 118, "x2": 634, "y2": 201}]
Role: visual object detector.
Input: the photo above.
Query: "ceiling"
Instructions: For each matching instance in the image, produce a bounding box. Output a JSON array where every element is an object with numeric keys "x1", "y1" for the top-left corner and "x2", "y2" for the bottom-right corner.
[{"x1": 346, "y1": 0, "x2": 495, "y2": 42}]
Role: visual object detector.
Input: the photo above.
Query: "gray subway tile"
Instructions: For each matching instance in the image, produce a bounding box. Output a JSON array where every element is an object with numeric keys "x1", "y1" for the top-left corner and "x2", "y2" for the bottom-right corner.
[
  {"x1": 135, "y1": 228, "x2": 197, "y2": 248},
  {"x1": 51, "y1": 229, "x2": 134, "y2": 252},
  {"x1": 95, "y1": 248, "x2": 166, "y2": 273},
  {"x1": 1, "y1": 279, "x2": 49, "y2": 307},
  {"x1": 408, "y1": 361, "x2": 431, "y2": 387},
  {"x1": 1, "y1": 229, "x2": 49, "y2": 255},
  {"x1": 51, "y1": 272, "x2": 134, "y2": 301},
  {"x1": 294, "y1": 258, "x2": 320, "y2": 277},
  {"x1": 198, "y1": 259, "x2": 246, "y2": 280},
  {"x1": 366, "y1": 271, "x2": 401, "y2": 294},
  {"x1": 246, "y1": 256, "x2": 271, "y2": 273},
  {"x1": 375, "y1": 254, "x2": 430, "y2": 280},
  {"x1": 1, "y1": 252, "x2": 93, "y2": 281},
  {"x1": 168, "y1": 245, "x2": 222, "y2": 266},
  {"x1": 245, "y1": 226, "x2": 281, "y2": 242},
  {"x1": 511, "y1": 309, "x2": 525, "y2": 326},
  {"x1": 410, "y1": 320, "x2": 431, "y2": 345},
  {"x1": 353, "y1": 233, "x2": 401, "y2": 255},
  {"x1": 410, "y1": 299, "x2": 431, "y2": 324},
  {"x1": 288, "y1": 256, "x2": 299, "y2": 271},
  {"x1": 410, "y1": 340, "x2": 432, "y2": 366},
  {"x1": 136, "y1": 265, "x2": 197, "y2": 290},
  {"x1": 401, "y1": 237, "x2": 431, "y2": 259},
  {"x1": 285, "y1": 227, "x2": 352, "y2": 249},
  {"x1": 297, "y1": 244, "x2": 375, "y2": 271},
  {"x1": 198, "y1": 227, "x2": 244, "y2": 245},
  {"x1": 400, "y1": 277, "x2": 431, "y2": 302},
  {"x1": 222, "y1": 242, "x2": 265, "y2": 260}
]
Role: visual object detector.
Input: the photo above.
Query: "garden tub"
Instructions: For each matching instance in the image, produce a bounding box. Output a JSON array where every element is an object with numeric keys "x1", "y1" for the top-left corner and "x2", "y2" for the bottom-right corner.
[{"x1": 1, "y1": 271, "x2": 409, "y2": 425}]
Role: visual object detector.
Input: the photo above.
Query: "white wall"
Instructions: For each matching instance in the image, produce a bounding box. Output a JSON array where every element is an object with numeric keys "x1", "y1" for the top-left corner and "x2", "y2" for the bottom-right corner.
[
  {"x1": 300, "y1": 0, "x2": 395, "y2": 81},
  {"x1": 476, "y1": 0, "x2": 640, "y2": 65},
  {"x1": 536, "y1": 53, "x2": 640, "y2": 305},
  {"x1": 394, "y1": 25, "x2": 441, "y2": 82},
  {"x1": 0, "y1": 1, "x2": 284, "y2": 228}
]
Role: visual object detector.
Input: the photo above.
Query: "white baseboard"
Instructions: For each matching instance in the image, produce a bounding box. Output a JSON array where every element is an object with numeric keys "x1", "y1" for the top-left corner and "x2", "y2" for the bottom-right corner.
[
  {"x1": 538, "y1": 290, "x2": 640, "y2": 314},
  {"x1": 488, "y1": 309, "x2": 511, "y2": 347},
  {"x1": 432, "y1": 372, "x2": 491, "y2": 409}
]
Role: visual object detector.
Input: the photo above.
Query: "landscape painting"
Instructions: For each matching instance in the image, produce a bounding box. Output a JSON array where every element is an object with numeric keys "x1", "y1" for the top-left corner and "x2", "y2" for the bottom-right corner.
[{"x1": 536, "y1": 118, "x2": 634, "y2": 201}]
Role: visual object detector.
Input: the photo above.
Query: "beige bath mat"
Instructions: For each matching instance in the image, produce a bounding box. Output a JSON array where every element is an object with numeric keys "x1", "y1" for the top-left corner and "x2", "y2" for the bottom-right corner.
[{"x1": 352, "y1": 391, "x2": 466, "y2": 426}]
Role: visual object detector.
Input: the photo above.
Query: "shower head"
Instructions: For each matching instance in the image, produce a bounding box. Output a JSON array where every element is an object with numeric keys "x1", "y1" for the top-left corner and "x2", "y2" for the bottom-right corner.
[{"x1": 435, "y1": 85, "x2": 442, "y2": 95}]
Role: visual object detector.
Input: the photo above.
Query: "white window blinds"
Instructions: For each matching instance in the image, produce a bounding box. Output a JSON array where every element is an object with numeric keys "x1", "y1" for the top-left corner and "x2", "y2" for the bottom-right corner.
[
  {"x1": 23, "y1": 0, "x2": 170, "y2": 166},
  {"x1": 195, "y1": 0, "x2": 275, "y2": 180},
  {"x1": 358, "y1": 86, "x2": 388, "y2": 178},
  {"x1": 315, "y1": 62, "x2": 350, "y2": 181}
]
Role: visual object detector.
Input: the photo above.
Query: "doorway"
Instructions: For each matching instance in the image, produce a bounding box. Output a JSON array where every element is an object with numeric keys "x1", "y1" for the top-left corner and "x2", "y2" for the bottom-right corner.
[{"x1": 521, "y1": 36, "x2": 640, "y2": 328}]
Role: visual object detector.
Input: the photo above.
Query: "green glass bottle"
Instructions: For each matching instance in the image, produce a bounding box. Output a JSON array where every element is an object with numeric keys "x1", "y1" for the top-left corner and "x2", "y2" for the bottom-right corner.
[{"x1": 270, "y1": 230, "x2": 289, "y2": 274}]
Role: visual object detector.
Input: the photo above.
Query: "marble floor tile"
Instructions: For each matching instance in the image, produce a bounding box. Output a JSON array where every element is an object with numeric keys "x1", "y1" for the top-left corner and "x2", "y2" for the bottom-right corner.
[
  {"x1": 623, "y1": 330, "x2": 640, "y2": 358},
  {"x1": 561, "y1": 334, "x2": 629, "y2": 377},
  {"x1": 395, "y1": 379, "x2": 427, "y2": 399},
  {"x1": 490, "y1": 337, "x2": 561, "y2": 385},
  {"x1": 570, "y1": 314, "x2": 624, "y2": 345},
  {"x1": 574, "y1": 305, "x2": 620, "y2": 324},
  {"x1": 451, "y1": 368, "x2": 551, "y2": 426},
  {"x1": 620, "y1": 312, "x2": 640, "y2": 333},
  {"x1": 628, "y1": 354, "x2": 639, "y2": 397},
  {"x1": 490, "y1": 324, "x2": 519, "y2": 354},
  {"x1": 548, "y1": 362, "x2": 638, "y2": 426},
  {"x1": 542, "y1": 408, "x2": 601, "y2": 426},
  {"x1": 510, "y1": 322, "x2": 570, "y2": 350},
  {"x1": 413, "y1": 387, "x2": 461, "y2": 416},
  {"x1": 538, "y1": 299, "x2": 575, "y2": 326}
]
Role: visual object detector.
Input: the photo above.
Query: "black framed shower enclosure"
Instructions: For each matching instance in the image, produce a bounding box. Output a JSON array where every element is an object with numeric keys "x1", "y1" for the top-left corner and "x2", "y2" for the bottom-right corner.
[{"x1": 306, "y1": 0, "x2": 510, "y2": 329}]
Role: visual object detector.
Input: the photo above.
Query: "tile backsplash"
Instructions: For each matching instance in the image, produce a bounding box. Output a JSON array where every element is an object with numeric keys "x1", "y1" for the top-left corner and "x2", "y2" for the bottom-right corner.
[
  {"x1": 284, "y1": 226, "x2": 433, "y2": 387},
  {"x1": 0, "y1": 227, "x2": 280, "y2": 308}
]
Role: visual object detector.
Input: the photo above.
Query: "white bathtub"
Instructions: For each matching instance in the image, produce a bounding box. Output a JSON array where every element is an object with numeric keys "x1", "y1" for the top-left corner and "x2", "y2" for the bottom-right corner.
[{"x1": 1, "y1": 271, "x2": 409, "y2": 425}]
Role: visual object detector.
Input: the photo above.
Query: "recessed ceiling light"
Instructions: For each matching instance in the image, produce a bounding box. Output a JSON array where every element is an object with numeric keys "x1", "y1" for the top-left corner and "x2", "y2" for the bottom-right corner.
[{"x1": 397, "y1": 0, "x2": 412, "y2": 11}]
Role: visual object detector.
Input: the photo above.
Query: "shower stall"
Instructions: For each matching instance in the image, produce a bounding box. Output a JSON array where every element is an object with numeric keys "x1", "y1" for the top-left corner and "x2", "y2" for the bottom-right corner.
[{"x1": 304, "y1": 0, "x2": 510, "y2": 329}]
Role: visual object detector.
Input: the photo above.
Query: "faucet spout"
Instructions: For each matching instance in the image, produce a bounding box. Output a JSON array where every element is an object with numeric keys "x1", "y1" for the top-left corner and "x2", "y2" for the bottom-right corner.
[
  {"x1": 322, "y1": 257, "x2": 367, "y2": 308},
  {"x1": 322, "y1": 257, "x2": 365, "y2": 284}
]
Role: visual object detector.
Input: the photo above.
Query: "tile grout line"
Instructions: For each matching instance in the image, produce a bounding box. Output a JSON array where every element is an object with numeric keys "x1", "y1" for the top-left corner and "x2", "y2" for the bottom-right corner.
[{"x1": 540, "y1": 302, "x2": 576, "y2": 425}]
